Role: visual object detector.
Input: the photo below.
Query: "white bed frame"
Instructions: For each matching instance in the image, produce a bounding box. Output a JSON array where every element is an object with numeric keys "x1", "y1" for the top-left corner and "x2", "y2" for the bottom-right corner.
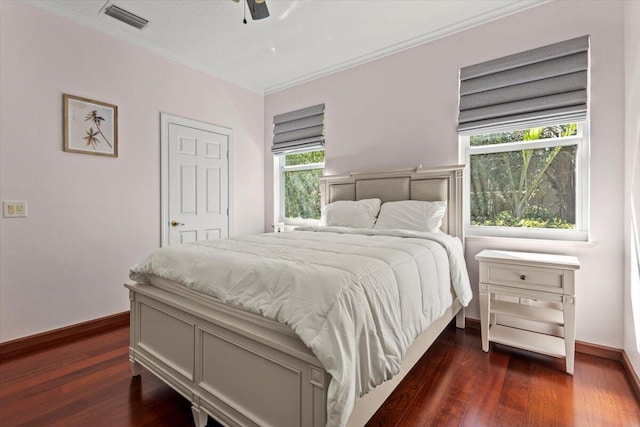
[{"x1": 126, "y1": 165, "x2": 466, "y2": 427}]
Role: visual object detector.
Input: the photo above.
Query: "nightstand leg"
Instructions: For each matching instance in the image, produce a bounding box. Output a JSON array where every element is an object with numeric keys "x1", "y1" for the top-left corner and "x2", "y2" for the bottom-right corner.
[
  {"x1": 479, "y1": 284, "x2": 490, "y2": 352},
  {"x1": 563, "y1": 295, "x2": 576, "y2": 375},
  {"x1": 489, "y1": 293, "x2": 497, "y2": 327}
]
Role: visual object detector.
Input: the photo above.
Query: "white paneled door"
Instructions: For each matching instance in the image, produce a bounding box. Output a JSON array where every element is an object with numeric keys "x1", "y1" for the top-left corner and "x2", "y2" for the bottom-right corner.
[{"x1": 161, "y1": 114, "x2": 232, "y2": 246}]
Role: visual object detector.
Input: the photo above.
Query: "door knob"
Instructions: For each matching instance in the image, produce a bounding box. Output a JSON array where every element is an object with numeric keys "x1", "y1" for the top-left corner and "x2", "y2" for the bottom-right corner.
[{"x1": 170, "y1": 220, "x2": 184, "y2": 227}]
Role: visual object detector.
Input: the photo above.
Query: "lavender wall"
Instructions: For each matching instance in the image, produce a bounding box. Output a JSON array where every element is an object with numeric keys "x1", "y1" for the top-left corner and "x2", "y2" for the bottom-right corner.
[
  {"x1": 264, "y1": 1, "x2": 626, "y2": 347},
  {"x1": 0, "y1": 2, "x2": 265, "y2": 342},
  {"x1": 624, "y1": 0, "x2": 640, "y2": 374},
  {"x1": 0, "y1": 0, "x2": 629, "y2": 352}
]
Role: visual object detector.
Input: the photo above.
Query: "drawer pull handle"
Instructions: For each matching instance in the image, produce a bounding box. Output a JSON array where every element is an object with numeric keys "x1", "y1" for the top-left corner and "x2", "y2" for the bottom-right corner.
[{"x1": 520, "y1": 274, "x2": 526, "y2": 280}]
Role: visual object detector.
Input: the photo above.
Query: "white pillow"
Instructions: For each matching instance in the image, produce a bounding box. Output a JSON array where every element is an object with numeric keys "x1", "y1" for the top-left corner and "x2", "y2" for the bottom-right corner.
[
  {"x1": 321, "y1": 198, "x2": 382, "y2": 229},
  {"x1": 374, "y1": 200, "x2": 447, "y2": 232}
]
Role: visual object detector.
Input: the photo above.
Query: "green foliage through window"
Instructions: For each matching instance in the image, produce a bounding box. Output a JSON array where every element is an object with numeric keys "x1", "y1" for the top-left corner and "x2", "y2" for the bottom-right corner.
[
  {"x1": 469, "y1": 124, "x2": 578, "y2": 229},
  {"x1": 282, "y1": 150, "x2": 324, "y2": 220},
  {"x1": 285, "y1": 150, "x2": 324, "y2": 166},
  {"x1": 470, "y1": 124, "x2": 578, "y2": 147}
]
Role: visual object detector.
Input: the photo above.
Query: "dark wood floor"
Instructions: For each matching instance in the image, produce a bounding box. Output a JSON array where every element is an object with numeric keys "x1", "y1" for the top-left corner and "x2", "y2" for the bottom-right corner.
[{"x1": 1, "y1": 323, "x2": 638, "y2": 427}]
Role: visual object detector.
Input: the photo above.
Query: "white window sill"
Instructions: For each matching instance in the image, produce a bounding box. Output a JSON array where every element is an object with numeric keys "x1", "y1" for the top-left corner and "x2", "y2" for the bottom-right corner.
[
  {"x1": 283, "y1": 218, "x2": 321, "y2": 227},
  {"x1": 464, "y1": 234, "x2": 596, "y2": 249},
  {"x1": 466, "y1": 225, "x2": 587, "y2": 241}
]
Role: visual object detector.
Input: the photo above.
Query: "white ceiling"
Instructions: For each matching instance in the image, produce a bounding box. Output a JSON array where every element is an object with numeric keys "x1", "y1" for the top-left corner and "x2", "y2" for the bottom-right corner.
[{"x1": 28, "y1": 0, "x2": 546, "y2": 94}]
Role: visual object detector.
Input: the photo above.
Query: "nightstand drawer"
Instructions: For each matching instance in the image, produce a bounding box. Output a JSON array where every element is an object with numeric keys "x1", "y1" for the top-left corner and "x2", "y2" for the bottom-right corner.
[{"x1": 485, "y1": 263, "x2": 563, "y2": 292}]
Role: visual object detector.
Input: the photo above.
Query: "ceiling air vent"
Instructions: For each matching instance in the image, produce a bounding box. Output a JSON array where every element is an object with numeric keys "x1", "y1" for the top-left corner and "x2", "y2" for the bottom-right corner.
[{"x1": 104, "y1": 4, "x2": 149, "y2": 30}]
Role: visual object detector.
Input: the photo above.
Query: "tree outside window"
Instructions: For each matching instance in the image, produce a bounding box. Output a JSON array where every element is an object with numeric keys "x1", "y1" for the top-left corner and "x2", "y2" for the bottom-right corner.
[
  {"x1": 280, "y1": 150, "x2": 325, "y2": 221},
  {"x1": 468, "y1": 123, "x2": 581, "y2": 230}
]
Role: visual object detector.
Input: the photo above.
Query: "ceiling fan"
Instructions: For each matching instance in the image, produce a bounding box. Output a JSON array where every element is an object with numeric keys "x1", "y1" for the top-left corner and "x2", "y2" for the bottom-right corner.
[{"x1": 232, "y1": 0, "x2": 270, "y2": 23}]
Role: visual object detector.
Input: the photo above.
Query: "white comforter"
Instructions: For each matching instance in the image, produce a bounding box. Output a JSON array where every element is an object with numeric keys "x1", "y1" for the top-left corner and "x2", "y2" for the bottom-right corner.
[{"x1": 129, "y1": 227, "x2": 472, "y2": 427}]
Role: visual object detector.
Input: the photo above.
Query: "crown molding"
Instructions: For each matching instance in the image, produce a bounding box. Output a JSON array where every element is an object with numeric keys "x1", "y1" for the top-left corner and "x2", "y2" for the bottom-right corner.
[
  {"x1": 263, "y1": 0, "x2": 548, "y2": 95},
  {"x1": 25, "y1": 0, "x2": 548, "y2": 97}
]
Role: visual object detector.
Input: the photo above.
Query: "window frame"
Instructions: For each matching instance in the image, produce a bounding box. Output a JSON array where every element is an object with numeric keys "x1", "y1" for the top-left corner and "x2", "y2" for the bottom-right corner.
[
  {"x1": 273, "y1": 150, "x2": 325, "y2": 227},
  {"x1": 459, "y1": 122, "x2": 590, "y2": 241}
]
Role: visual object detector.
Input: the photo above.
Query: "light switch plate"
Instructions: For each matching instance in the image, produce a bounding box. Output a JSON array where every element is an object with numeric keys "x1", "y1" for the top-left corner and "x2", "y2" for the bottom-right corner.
[{"x1": 3, "y1": 200, "x2": 27, "y2": 218}]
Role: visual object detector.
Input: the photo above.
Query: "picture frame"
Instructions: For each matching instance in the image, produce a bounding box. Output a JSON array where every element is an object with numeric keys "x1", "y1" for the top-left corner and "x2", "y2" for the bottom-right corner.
[{"x1": 63, "y1": 94, "x2": 118, "y2": 157}]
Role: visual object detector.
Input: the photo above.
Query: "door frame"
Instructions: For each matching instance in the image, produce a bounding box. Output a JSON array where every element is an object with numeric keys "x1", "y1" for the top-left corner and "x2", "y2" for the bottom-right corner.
[{"x1": 160, "y1": 112, "x2": 234, "y2": 247}]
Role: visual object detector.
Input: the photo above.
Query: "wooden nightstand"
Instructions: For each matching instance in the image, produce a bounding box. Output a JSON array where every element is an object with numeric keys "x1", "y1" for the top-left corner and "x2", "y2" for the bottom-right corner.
[{"x1": 476, "y1": 249, "x2": 580, "y2": 374}]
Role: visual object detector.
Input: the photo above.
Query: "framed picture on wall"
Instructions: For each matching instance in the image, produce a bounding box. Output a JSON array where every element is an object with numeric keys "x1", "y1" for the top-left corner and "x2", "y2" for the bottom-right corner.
[{"x1": 63, "y1": 94, "x2": 118, "y2": 157}]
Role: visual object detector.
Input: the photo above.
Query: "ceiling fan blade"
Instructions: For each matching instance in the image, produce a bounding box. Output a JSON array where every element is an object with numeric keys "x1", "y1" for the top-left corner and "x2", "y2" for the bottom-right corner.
[{"x1": 247, "y1": 0, "x2": 269, "y2": 20}]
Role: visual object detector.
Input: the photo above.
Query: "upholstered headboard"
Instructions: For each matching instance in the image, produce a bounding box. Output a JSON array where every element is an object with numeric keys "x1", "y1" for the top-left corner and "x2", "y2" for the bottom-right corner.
[{"x1": 320, "y1": 165, "x2": 464, "y2": 239}]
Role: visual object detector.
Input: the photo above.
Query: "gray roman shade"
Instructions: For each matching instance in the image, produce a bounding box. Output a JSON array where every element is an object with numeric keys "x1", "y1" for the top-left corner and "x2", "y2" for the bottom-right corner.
[
  {"x1": 458, "y1": 36, "x2": 589, "y2": 134},
  {"x1": 272, "y1": 104, "x2": 325, "y2": 155}
]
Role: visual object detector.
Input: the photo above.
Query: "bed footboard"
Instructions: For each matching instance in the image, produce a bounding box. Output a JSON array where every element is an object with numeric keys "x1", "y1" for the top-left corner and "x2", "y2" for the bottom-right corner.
[
  {"x1": 127, "y1": 281, "x2": 464, "y2": 427},
  {"x1": 456, "y1": 306, "x2": 466, "y2": 329},
  {"x1": 127, "y1": 282, "x2": 330, "y2": 427}
]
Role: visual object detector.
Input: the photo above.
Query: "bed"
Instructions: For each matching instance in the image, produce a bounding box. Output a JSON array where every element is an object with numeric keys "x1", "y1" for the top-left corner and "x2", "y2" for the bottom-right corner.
[{"x1": 125, "y1": 164, "x2": 469, "y2": 427}]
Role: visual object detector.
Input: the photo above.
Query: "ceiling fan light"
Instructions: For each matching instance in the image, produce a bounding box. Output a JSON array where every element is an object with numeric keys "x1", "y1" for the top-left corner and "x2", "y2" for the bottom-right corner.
[{"x1": 247, "y1": 0, "x2": 269, "y2": 20}]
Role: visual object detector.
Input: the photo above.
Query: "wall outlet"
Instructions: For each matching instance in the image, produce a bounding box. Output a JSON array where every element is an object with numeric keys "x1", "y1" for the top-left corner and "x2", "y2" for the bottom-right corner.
[
  {"x1": 520, "y1": 298, "x2": 534, "y2": 305},
  {"x1": 3, "y1": 200, "x2": 27, "y2": 218}
]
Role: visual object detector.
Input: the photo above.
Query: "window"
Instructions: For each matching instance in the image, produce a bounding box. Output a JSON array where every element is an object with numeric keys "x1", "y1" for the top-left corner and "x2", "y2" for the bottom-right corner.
[
  {"x1": 461, "y1": 122, "x2": 588, "y2": 240},
  {"x1": 457, "y1": 36, "x2": 590, "y2": 241},
  {"x1": 275, "y1": 149, "x2": 325, "y2": 225},
  {"x1": 271, "y1": 103, "x2": 326, "y2": 227}
]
